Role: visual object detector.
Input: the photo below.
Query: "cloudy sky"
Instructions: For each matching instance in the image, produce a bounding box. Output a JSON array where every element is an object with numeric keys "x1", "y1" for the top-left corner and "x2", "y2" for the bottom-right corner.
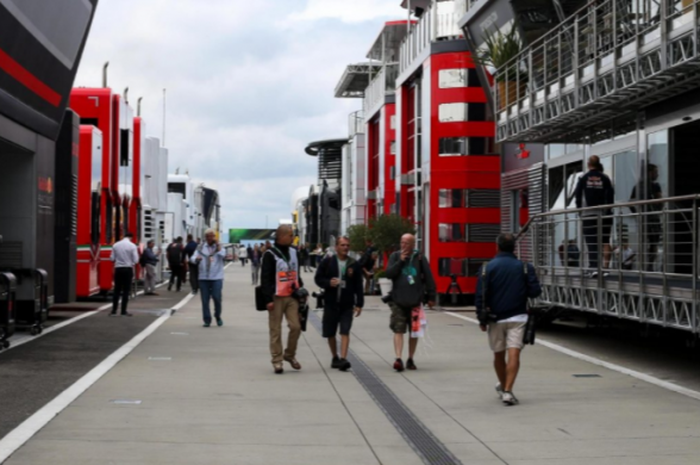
[{"x1": 75, "y1": 0, "x2": 408, "y2": 232}]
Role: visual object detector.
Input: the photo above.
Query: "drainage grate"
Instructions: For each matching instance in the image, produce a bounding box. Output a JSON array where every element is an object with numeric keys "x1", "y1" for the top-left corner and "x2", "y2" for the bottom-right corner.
[
  {"x1": 309, "y1": 312, "x2": 462, "y2": 465},
  {"x1": 573, "y1": 374, "x2": 602, "y2": 378}
]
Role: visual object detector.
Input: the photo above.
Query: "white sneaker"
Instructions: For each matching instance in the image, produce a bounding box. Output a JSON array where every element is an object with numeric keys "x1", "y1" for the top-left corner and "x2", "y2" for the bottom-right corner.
[
  {"x1": 589, "y1": 271, "x2": 599, "y2": 278},
  {"x1": 502, "y1": 391, "x2": 519, "y2": 406},
  {"x1": 495, "y1": 383, "x2": 504, "y2": 399}
]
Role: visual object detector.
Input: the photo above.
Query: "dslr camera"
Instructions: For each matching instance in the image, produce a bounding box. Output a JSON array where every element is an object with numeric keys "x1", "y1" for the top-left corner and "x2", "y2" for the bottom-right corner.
[{"x1": 311, "y1": 290, "x2": 325, "y2": 309}]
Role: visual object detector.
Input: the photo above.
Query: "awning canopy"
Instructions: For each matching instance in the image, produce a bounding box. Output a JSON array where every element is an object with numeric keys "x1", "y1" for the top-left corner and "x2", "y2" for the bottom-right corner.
[
  {"x1": 366, "y1": 21, "x2": 415, "y2": 62},
  {"x1": 334, "y1": 62, "x2": 382, "y2": 98}
]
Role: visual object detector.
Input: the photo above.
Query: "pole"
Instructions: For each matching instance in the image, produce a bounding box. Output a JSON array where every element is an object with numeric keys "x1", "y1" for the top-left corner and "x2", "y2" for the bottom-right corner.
[{"x1": 162, "y1": 88, "x2": 167, "y2": 145}]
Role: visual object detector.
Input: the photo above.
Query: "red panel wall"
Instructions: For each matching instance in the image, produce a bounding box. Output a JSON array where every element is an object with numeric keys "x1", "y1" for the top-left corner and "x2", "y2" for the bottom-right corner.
[
  {"x1": 428, "y1": 51, "x2": 500, "y2": 296},
  {"x1": 383, "y1": 104, "x2": 396, "y2": 214}
]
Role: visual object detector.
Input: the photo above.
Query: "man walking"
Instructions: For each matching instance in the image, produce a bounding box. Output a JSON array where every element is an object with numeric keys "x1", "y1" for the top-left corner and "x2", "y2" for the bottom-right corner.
[
  {"x1": 261, "y1": 224, "x2": 304, "y2": 374},
  {"x1": 184, "y1": 234, "x2": 199, "y2": 295},
  {"x1": 575, "y1": 155, "x2": 615, "y2": 276},
  {"x1": 475, "y1": 234, "x2": 542, "y2": 406},
  {"x1": 166, "y1": 237, "x2": 185, "y2": 291},
  {"x1": 191, "y1": 229, "x2": 227, "y2": 327},
  {"x1": 142, "y1": 240, "x2": 160, "y2": 295},
  {"x1": 110, "y1": 232, "x2": 139, "y2": 317},
  {"x1": 315, "y1": 236, "x2": 363, "y2": 371},
  {"x1": 385, "y1": 233, "x2": 436, "y2": 372}
]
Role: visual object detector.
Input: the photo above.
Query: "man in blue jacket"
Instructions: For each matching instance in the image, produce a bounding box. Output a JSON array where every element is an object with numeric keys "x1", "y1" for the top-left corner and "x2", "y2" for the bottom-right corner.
[
  {"x1": 475, "y1": 234, "x2": 542, "y2": 406},
  {"x1": 315, "y1": 236, "x2": 364, "y2": 371}
]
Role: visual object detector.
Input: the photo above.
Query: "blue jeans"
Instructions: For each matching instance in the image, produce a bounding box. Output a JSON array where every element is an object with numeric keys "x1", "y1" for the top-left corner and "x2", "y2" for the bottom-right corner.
[{"x1": 200, "y1": 279, "x2": 223, "y2": 323}]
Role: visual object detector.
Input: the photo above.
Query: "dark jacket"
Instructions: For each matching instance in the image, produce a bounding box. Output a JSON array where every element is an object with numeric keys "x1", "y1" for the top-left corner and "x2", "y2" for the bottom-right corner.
[
  {"x1": 385, "y1": 250, "x2": 436, "y2": 308},
  {"x1": 166, "y1": 243, "x2": 185, "y2": 267},
  {"x1": 260, "y1": 243, "x2": 304, "y2": 305},
  {"x1": 475, "y1": 252, "x2": 542, "y2": 321},
  {"x1": 575, "y1": 170, "x2": 614, "y2": 216},
  {"x1": 142, "y1": 247, "x2": 159, "y2": 266},
  {"x1": 314, "y1": 255, "x2": 364, "y2": 309},
  {"x1": 184, "y1": 241, "x2": 198, "y2": 258}
]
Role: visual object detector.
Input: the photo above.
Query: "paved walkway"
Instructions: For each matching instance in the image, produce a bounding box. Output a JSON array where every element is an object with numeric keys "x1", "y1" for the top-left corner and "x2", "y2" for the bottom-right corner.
[{"x1": 4, "y1": 266, "x2": 700, "y2": 464}]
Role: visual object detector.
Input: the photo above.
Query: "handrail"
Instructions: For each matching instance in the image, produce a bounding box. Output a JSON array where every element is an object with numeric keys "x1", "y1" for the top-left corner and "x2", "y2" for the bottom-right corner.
[{"x1": 516, "y1": 193, "x2": 700, "y2": 240}]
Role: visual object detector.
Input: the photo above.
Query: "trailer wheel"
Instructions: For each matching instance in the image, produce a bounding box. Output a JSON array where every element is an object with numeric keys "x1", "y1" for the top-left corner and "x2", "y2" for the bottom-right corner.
[
  {"x1": 2, "y1": 340, "x2": 9, "y2": 349},
  {"x1": 37, "y1": 326, "x2": 43, "y2": 335},
  {"x1": 30, "y1": 327, "x2": 39, "y2": 336}
]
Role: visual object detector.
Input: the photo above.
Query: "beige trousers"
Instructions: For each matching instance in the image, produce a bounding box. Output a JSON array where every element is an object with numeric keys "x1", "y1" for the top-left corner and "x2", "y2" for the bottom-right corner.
[{"x1": 268, "y1": 296, "x2": 301, "y2": 364}]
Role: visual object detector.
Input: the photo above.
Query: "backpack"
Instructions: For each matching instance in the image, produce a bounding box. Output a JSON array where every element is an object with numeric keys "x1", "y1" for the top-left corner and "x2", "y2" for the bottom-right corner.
[{"x1": 139, "y1": 251, "x2": 148, "y2": 267}]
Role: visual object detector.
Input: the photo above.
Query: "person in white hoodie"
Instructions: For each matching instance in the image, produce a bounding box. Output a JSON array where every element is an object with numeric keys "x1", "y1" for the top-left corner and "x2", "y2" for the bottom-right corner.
[
  {"x1": 191, "y1": 229, "x2": 227, "y2": 327},
  {"x1": 238, "y1": 244, "x2": 248, "y2": 267}
]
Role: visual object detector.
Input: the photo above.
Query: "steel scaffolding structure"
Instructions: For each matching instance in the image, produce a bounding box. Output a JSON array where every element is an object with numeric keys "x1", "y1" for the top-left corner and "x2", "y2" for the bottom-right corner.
[{"x1": 494, "y1": 0, "x2": 700, "y2": 143}]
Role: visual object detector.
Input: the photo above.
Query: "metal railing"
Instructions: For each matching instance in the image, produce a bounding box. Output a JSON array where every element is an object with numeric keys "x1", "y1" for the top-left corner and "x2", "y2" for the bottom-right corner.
[
  {"x1": 399, "y1": 0, "x2": 468, "y2": 75},
  {"x1": 348, "y1": 110, "x2": 364, "y2": 137},
  {"x1": 494, "y1": 0, "x2": 700, "y2": 142},
  {"x1": 363, "y1": 64, "x2": 399, "y2": 119},
  {"x1": 518, "y1": 194, "x2": 700, "y2": 332}
]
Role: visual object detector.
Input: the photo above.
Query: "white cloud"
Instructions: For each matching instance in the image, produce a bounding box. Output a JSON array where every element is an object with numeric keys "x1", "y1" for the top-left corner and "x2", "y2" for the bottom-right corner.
[
  {"x1": 75, "y1": 0, "x2": 404, "y2": 230},
  {"x1": 291, "y1": 0, "x2": 406, "y2": 23}
]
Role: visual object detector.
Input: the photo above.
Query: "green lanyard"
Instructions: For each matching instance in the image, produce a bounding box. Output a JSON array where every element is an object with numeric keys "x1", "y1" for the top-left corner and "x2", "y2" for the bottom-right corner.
[
  {"x1": 402, "y1": 251, "x2": 418, "y2": 276},
  {"x1": 337, "y1": 257, "x2": 347, "y2": 278},
  {"x1": 272, "y1": 246, "x2": 292, "y2": 268}
]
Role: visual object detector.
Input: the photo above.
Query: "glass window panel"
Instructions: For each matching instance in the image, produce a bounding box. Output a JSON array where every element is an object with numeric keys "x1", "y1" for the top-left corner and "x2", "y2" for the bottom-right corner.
[
  {"x1": 647, "y1": 131, "x2": 668, "y2": 199},
  {"x1": 438, "y1": 103, "x2": 468, "y2": 122},
  {"x1": 613, "y1": 150, "x2": 637, "y2": 203},
  {"x1": 439, "y1": 224, "x2": 464, "y2": 242},
  {"x1": 438, "y1": 189, "x2": 464, "y2": 208},
  {"x1": 439, "y1": 69, "x2": 470, "y2": 88},
  {"x1": 548, "y1": 144, "x2": 566, "y2": 159}
]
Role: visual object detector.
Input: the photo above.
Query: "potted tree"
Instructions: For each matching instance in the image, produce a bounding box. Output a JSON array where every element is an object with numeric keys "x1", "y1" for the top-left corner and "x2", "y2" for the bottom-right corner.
[
  {"x1": 368, "y1": 214, "x2": 416, "y2": 297},
  {"x1": 473, "y1": 27, "x2": 525, "y2": 111}
]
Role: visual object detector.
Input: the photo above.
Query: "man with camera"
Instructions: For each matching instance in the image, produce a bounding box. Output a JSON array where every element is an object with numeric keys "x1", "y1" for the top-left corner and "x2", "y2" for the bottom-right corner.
[
  {"x1": 314, "y1": 236, "x2": 363, "y2": 371},
  {"x1": 384, "y1": 234, "x2": 436, "y2": 372},
  {"x1": 261, "y1": 224, "x2": 305, "y2": 374},
  {"x1": 190, "y1": 229, "x2": 227, "y2": 327},
  {"x1": 475, "y1": 234, "x2": 542, "y2": 406}
]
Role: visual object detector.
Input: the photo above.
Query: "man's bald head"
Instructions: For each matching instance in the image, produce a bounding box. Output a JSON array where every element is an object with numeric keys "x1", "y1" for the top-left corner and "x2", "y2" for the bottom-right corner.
[
  {"x1": 400, "y1": 234, "x2": 415, "y2": 253},
  {"x1": 275, "y1": 225, "x2": 294, "y2": 246}
]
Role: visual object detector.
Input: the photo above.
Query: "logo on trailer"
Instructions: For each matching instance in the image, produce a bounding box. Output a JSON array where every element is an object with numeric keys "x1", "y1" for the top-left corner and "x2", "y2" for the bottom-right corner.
[
  {"x1": 515, "y1": 143, "x2": 531, "y2": 159},
  {"x1": 38, "y1": 177, "x2": 53, "y2": 193}
]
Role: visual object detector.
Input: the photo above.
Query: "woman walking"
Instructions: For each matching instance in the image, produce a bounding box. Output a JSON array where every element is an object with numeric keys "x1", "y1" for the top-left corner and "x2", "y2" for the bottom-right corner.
[{"x1": 251, "y1": 244, "x2": 262, "y2": 285}]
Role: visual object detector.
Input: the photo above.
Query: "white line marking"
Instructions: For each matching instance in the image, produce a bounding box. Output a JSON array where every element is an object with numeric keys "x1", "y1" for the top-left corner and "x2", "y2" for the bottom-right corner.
[
  {"x1": 4, "y1": 279, "x2": 172, "y2": 352},
  {"x1": 0, "y1": 291, "x2": 193, "y2": 463},
  {"x1": 444, "y1": 311, "x2": 700, "y2": 402}
]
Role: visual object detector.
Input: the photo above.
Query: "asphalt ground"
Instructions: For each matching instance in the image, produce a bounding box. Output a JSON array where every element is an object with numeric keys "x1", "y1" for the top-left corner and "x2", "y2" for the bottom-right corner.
[{"x1": 0, "y1": 283, "x2": 190, "y2": 438}]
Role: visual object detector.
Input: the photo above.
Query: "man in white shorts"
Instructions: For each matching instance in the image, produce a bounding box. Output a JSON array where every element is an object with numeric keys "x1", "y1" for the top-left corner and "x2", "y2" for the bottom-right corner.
[{"x1": 475, "y1": 234, "x2": 542, "y2": 406}]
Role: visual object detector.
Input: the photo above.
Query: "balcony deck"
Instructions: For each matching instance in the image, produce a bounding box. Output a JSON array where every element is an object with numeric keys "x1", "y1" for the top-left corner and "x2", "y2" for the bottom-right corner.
[{"x1": 495, "y1": 0, "x2": 700, "y2": 143}]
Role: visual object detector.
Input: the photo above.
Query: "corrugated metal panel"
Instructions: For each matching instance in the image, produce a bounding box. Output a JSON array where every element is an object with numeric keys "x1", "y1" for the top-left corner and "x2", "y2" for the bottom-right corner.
[
  {"x1": 467, "y1": 224, "x2": 501, "y2": 242},
  {"x1": 501, "y1": 163, "x2": 546, "y2": 263},
  {"x1": 467, "y1": 189, "x2": 500, "y2": 208}
]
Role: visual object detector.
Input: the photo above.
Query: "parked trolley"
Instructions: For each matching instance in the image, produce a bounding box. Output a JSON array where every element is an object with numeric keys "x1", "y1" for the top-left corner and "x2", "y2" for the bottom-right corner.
[
  {"x1": 0, "y1": 272, "x2": 16, "y2": 348},
  {"x1": 12, "y1": 269, "x2": 48, "y2": 335}
]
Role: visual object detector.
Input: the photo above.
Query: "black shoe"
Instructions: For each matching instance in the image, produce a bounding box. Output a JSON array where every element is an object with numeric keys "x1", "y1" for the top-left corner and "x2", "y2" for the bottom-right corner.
[
  {"x1": 331, "y1": 356, "x2": 342, "y2": 369},
  {"x1": 406, "y1": 358, "x2": 417, "y2": 370},
  {"x1": 339, "y1": 359, "x2": 351, "y2": 371},
  {"x1": 167, "y1": 285, "x2": 172, "y2": 291},
  {"x1": 393, "y1": 358, "x2": 404, "y2": 372},
  {"x1": 121, "y1": 312, "x2": 133, "y2": 317}
]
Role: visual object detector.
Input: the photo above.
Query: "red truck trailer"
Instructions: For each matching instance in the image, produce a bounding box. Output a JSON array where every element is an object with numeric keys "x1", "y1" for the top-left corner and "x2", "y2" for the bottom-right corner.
[{"x1": 69, "y1": 88, "x2": 119, "y2": 295}]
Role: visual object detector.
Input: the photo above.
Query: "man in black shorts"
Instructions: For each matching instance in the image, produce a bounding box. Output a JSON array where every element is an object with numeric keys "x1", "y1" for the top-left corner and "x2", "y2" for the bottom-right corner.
[
  {"x1": 575, "y1": 155, "x2": 615, "y2": 276},
  {"x1": 314, "y1": 236, "x2": 364, "y2": 371}
]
